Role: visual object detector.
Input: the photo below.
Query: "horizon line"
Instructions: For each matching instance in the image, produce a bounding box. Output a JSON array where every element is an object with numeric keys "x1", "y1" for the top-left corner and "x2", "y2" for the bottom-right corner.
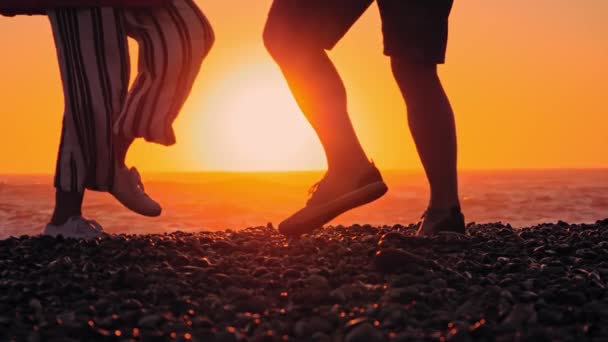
[{"x1": 2, "y1": 166, "x2": 608, "y2": 176}]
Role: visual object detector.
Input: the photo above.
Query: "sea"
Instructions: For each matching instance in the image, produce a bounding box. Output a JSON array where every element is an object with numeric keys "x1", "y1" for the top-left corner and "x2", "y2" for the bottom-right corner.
[{"x1": 1, "y1": 169, "x2": 607, "y2": 239}]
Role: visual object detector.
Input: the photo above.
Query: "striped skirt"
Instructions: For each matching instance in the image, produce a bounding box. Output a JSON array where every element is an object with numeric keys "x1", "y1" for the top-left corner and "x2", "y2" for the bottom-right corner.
[{"x1": 49, "y1": 0, "x2": 214, "y2": 192}]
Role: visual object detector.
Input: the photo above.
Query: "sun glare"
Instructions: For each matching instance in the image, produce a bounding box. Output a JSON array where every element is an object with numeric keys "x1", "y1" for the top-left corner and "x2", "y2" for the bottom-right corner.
[{"x1": 194, "y1": 62, "x2": 326, "y2": 171}]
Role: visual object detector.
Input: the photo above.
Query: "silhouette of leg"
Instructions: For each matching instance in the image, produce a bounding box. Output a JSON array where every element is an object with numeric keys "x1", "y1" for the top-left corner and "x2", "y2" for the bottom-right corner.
[
  {"x1": 391, "y1": 59, "x2": 460, "y2": 210},
  {"x1": 376, "y1": 0, "x2": 463, "y2": 235},
  {"x1": 48, "y1": 8, "x2": 129, "y2": 225},
  {"x1": 105, "y1": 0, "x2": 214, "y2": 217},
  {"x1": 263, "y1": 1, "x2": 387, "y2": 236},
  {"x1": 263, "y1": 14, "x2": 369, "y2": 177},
  {"x1": 50, "y1": 190, "x2": 84, "y2": 227}
]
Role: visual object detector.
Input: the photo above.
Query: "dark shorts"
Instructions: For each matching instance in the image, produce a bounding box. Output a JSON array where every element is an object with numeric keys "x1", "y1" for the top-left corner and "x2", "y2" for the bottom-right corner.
[{"x1": 265, "y1": 0, "x2": 454, "y2": 64}]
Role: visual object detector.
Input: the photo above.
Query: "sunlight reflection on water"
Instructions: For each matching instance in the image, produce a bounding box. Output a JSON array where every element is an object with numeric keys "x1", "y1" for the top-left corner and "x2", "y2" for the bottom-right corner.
[{"x1": 1, "y1": 169, "x2": 607, "y2": 238}]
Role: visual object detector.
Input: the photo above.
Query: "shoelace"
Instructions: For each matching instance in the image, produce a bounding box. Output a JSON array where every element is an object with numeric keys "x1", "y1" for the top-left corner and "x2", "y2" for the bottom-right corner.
[
  {"x1": 306, "y1": 175, "x2": 330, "y2": 204},
  {"x1": 86, "y1": 219, "x2": 104, "y2": 232},
  {"x1": 130, "y1": 168, "x2": 156, "y2": 201},
  {"x1": 418, "y1": 209, "x2": 446, "y2": 226},
  {"x1": 74, "y1": 219, "x2": 101, "y2": 233},
  {"x1": 415, "y1": 211, "x2": 427, "y2": 229},
  {"x1": 308, "y1": 181, "x2": 322, "y2": 197},
  {"x1": 75, "y1": 221, "x2": 94, "y2": 234},
  {"x1": 419, "y1": 207, "x2": 461, "y2": 226},
  {"x1": 307, "y1": 161, "x2": 378, "y2": 198},
  {"x1": 130, "y1": 167, "x2": 146, "y2": 192}
]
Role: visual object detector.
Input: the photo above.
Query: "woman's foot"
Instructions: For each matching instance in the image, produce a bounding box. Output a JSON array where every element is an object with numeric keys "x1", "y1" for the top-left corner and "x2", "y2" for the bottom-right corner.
[
  {"x1": 111, "y1": 166, "x2": 162, "y2": 217},
  {"x1": 42, "y1": 216, "x2": 106, "y2": 239}
]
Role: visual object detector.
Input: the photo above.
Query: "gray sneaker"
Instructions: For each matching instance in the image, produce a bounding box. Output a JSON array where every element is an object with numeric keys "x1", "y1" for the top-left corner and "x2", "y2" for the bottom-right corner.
[
  {"x1": 42, "y1": 216, "x2": 106, "y2": 239},
  {"x1": 111, "y1": 166, "x2": 162, "y2": 217}
]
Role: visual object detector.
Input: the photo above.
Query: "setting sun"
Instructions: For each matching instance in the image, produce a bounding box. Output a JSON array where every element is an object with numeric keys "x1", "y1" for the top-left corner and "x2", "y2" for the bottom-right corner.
[
  {"x1": 193, "y1": 62, "x2": 325, "y2": 171},
  {"x1": 1, "y1": 0, "x2": 607, "y2": 174}
]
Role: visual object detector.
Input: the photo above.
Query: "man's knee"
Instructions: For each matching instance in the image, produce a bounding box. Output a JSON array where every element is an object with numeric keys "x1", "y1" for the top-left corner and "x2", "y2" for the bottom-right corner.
[
  {"x1": 263, "y1": 19, "x2": 291, "y2": 61},
  {"x1": 392, "y1": 56, "x2": 438, "y2": 77},
  {"x1": 263, "y1": 19, "x2": 318, "y2": 63},
  {"x1": 391, "y1": 56, "x2": 440, "y2": 88}
]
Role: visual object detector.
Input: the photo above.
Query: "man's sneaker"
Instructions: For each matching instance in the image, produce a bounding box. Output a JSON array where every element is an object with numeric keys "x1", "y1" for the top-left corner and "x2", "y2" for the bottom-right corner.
[
  {"x1": 416, "y1": 206, "x2": 465, "y2": 236},
  {"x1": 42, "y1": 216, "x2": 106, "y2": 239},
  {"x1": 279, "y1": 162, "x2": 388, "y2": 237},
  {"x1": 111, "y1": 166, "x2": 162, "y2": 217}
]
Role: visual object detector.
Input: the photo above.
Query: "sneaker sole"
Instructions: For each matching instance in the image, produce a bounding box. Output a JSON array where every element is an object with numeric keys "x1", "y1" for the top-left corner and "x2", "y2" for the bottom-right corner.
[
  {"x1": 279, "y1": 181, "x2": 388, "y2": 236},
  {"x1": 40, "y1": 230, "x2": 103, "y2": 240},
  {"x1": 417, "y1": 226, "x2": 466, "y2": 237}
]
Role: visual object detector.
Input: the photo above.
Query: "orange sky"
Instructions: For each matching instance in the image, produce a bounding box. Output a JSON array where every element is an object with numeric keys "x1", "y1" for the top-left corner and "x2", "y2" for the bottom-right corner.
[{"x1": 1, "y1": 0, "x2": 607, "y2": 173}]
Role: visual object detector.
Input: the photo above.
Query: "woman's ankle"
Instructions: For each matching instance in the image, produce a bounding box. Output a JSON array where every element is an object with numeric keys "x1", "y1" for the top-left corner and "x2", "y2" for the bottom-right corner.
[{"x1": 50, "y1": 190, "x2": 84, "y2": 226}]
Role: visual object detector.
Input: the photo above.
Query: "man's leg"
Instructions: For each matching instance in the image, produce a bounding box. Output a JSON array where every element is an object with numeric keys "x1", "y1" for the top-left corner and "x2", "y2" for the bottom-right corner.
[
  {"x1": 263, "y1": 0, "x2": 387, "y2": 236},
  {"x1": 391, "y1": 61, "x2": 459, "y2": 210},
  {"x1": 47, "y1": 8, "x2": 129, "y2": 236},
  {"x1": 379, "y1": 0, "x2": 464, "y2": 234},
  {"x1": 263, "y1": 0, "x2": 371, "y2": 177}
]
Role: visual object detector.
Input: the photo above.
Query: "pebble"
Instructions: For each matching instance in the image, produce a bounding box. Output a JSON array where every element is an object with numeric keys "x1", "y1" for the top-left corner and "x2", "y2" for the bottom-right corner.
[
  {"x1": 1, "y1": 222, "x2": 607, "y2": 340},
  {"x1": 374, "y1": 248, "x2": 431, "y2": 273},
  {"x1": 294, "y1": 317, "x2": 332, "y2": 337},
  {"x1": 138, "y1": 314, "x2": 163, "y2": 328},
  {"x1": 345, "y1": 323, "x2": 383, "y2": 342}
]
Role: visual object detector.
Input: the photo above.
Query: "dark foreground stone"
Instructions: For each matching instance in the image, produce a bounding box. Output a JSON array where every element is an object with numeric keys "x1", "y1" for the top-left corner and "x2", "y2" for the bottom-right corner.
[{"x1": 2, "y1": 219, "x2": 608, "y2": 341}]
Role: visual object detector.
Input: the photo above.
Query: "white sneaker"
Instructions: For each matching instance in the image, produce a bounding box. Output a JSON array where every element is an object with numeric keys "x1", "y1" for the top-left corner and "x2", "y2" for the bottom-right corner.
[
  {"x1": 111, "y1": 166, "x2": 162, "y2": 217},
  {"x1": 42, "y1": 216, "x2": 106, "y2": 239}
]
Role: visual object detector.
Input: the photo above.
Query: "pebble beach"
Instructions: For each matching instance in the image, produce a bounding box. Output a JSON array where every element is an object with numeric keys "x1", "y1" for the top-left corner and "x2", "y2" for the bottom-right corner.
[{"x1": 2, "y1": 220, "x2": 608, "y2": 341}]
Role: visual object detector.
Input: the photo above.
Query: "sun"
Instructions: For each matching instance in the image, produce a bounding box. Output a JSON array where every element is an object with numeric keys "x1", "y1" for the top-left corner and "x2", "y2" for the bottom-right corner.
[{"x1": 192, "y1": 61, "x2": 326, "y2": 171}]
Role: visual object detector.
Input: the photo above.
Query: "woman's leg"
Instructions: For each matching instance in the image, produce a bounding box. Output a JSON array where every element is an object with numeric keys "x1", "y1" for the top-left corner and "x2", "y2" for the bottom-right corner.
[
  {"x1": 48, "y1": 8, "x2": 129, "y2": 228},
  {"x1": 115, "y1": 0, "x2": 215, "y2": 149}
]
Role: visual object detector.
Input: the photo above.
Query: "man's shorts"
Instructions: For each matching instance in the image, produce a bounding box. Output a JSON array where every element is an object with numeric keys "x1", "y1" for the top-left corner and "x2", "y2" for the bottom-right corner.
[{"x1": 265, "y1": 0, "x2": 454, "y2": 64}]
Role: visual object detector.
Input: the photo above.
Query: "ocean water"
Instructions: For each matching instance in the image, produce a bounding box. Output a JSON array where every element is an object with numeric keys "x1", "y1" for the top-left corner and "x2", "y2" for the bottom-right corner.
[{"x1": 1, "y1": 169, "x2": 607, "y2": 239}]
